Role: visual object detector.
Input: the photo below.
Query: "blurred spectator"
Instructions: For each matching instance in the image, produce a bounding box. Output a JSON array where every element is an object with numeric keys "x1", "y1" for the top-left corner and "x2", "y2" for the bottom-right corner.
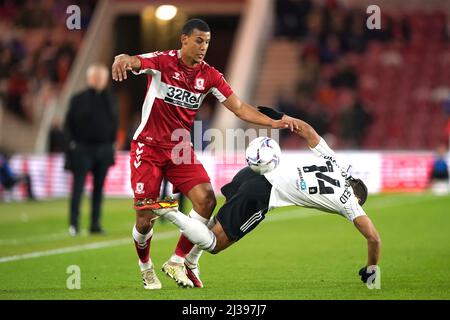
[
  {"x1": 297, "y1": 45, "x2": 320, "y2": 94},
  {"x1": 5, "y1": 69, "x2": 32, "y2": 121},
  {"x1": 275, "y1": 0, "x2": 313, "y2": 39},
  {"x1": 16, "y1": 0, "x2": 55, "y2": 29},
  {"x1": 338, "y1": 91, "x2": 373, "y2": 148},
  {"x1": 64, "y1": 64, "x2": 118, "y2": 236},
  {"x1": 0, "y1": 46, "x2": 16, "y2": 79},
  {"x1": 305, "y1": 102, "x2": 330, "y2": 136},
  {"x1": 319, "y1": 34, "x2": 342, "y2": 64},
  {"x1": 276, "y1": 93, "x2": 311, "y2": 144},
  {"x1": 0, "y1": 151, "x2": 35, "y2": 201},
  {"x1": 281, "y1": 92, "x2": 310, "y2": 119},
  {"x1": 330, "y1": 58, "x2": 358, "y2": 89},
  {"x1": 443, "y1": 92, "x2": 450, "y2": 115},
  {"x1": 305, "y1": 6, "x2": 325, "y2": 40},
  {"x1": 429, "y1": 145, "x2": 449, "y2": 195},
  {"x1": 343, "y1": 11, "x2": 368, "y2": 53}
]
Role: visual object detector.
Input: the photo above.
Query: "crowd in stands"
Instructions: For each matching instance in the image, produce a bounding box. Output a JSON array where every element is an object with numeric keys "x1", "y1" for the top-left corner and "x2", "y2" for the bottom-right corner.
[
  {"x1": 0, "y1": 0, "x2": 94, "y2": 123},
  {"x1": 274, "y1": 0, "x2": 450, "y2": 149}
]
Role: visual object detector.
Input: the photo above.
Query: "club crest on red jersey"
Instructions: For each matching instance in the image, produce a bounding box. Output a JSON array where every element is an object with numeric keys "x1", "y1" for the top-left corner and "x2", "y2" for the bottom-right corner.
[
  {"x1": 135, "y1": 182, "x2": 145, "y2": 194},
  {"x1": 194, "y1": 78, "x2": 205, "y2": 91}
]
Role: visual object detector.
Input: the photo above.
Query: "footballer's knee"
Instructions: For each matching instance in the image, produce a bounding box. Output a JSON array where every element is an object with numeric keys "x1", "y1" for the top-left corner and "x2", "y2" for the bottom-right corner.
[
  {"x1": 203, "y1": 193, "x2": 217, "y2": 213},
  {"x1": 193, "y1": 192, "x2": 216, "y2": 217},
  {"x1": 135, "y1": 210, "x2": 156, "y2": 233},
  {"x1": 188, "y1": 183, "x2": 217, "y2": 217}
]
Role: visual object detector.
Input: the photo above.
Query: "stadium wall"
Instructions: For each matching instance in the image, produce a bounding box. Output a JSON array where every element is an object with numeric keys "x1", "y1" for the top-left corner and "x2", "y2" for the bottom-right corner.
[{"x1": 0, "y1": 151, "x2": 442, "y2": 201}]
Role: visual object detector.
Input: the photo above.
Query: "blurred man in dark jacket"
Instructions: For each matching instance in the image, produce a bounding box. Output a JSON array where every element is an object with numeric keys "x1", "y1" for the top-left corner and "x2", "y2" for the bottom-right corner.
[{"x1": 64, "y1": 63, "x2": 118, "y2": 236}]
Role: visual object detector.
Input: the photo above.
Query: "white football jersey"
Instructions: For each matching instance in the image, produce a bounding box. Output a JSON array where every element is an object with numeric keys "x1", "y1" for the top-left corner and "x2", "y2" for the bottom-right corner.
[{"x1": 264, "y1": 154, "x2": 366, "y2": 222}]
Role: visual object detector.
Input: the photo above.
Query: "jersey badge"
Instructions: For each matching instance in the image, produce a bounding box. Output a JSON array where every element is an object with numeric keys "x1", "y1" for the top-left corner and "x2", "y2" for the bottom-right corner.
[{"x1": 194, "y1": 78, "x2": 205, "y2": 91}]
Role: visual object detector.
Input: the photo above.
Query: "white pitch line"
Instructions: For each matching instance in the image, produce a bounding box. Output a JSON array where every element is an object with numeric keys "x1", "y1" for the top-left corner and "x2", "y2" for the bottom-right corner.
[
  {"x1": 0, "y1": 230, "x2": 178, "y2": 264},
  {"x1": 0, "y1": 232, "x2": 71, "y2": 245}
]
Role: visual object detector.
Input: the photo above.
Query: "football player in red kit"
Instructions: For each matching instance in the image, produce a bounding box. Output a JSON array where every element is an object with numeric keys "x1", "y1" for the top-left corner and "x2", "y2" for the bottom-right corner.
[{"x1": 112, "y1": 19, "x2": 295, "y2": 289}]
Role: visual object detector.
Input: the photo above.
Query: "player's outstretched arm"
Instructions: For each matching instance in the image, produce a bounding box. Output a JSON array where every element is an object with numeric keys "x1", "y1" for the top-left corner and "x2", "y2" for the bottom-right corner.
[
  {"x1": 223, "y1": 94, "x2": 296, "y2": 130},
  {"x1": 284, "y1": 114, "x2": 321, "y2": 148},
  {"x1": 111, "y1": 54, "x2": 142, "y2": 81},
  {"x1": 353, "y1": 215, "x2": 381, "y2": 267}
]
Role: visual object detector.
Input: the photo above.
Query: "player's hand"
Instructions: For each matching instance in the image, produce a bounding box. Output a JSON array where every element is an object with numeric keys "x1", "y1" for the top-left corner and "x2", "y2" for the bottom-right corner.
[
  {"x1": 112, "y1": 54, "x2": 133, "y2": 82},
  {"x1": 282, "y1": 115, "x2": 301, "y2": 132},
  {"x1": 358, "y1": 266, "x2": 377, "y2": 284},
  {"x1": 257, "y1": 106, "x2": 299, "y2": 132},
  {"x1": 270, "y1": 119, "x2": 296, "y2": 131}
]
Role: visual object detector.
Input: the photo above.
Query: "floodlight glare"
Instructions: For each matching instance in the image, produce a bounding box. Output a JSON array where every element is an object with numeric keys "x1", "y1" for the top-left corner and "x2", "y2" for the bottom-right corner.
[{"x1": 155, "y1": 5, "x2": 177, "y2": 21}]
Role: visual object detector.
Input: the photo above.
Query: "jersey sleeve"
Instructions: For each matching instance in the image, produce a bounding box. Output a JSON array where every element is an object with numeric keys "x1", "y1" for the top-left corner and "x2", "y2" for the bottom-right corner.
[
  {"x1": 340, "y1": 195, "x2": 367, "y2": 222},
  {"x1": 209, "y1": 68, "x2": 233, "y2": 103},
  {"x1": 132, "y1": 52, "x2": 160, "y2": 75}
]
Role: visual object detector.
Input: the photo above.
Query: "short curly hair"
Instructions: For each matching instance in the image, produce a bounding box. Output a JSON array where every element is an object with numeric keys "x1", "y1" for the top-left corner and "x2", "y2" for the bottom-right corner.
[
  {"x1": 181, "y1": 19, "x2": 210, "y2": 36},
  {"x1": 348, "y1": 178, "x2": 368, "y2": 206}
]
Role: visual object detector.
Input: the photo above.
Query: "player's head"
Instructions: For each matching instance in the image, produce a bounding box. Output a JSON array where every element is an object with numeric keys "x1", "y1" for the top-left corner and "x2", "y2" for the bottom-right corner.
[
  {"x1": 86, "y1": 63, "x2": 109, "y2": 91},
  {"x1": 348, "y1": 178, "x2": 368, "y2": 206},
  {"x1": 180, "y1": 18, "x2": 211, "y2": 64}
]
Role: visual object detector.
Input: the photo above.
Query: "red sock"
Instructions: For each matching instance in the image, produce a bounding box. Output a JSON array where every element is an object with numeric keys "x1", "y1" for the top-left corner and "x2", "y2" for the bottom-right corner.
[
  {"x1": 134, "y1": 237, "x2": 152, "y2": 263},
  {"x1": 174, "y1": 234, "x2": 195, "y2": 258}
]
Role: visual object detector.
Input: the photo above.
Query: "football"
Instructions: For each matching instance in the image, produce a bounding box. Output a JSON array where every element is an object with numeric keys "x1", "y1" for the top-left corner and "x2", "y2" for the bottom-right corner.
[{"x1": 245, "y1": 137, "x2": 281, "y2": 175}]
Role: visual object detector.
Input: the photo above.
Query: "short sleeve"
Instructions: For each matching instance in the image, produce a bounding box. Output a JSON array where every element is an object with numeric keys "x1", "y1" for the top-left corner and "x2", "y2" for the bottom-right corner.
[
  {"x1": 132, "y1": 52, "x2": 160, "y2": 75},
  {"x1": 340, "y1": 195, "x2": 367, "y2": 222},
  {"x1": 209, "y1": 68, "x2": 233, "y2": 102}
]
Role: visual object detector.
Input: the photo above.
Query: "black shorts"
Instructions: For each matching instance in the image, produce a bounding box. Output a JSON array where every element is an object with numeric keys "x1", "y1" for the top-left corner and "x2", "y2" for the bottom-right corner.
[{"x1": 214, "y1": 167, "x2": 272, "y2": 242}]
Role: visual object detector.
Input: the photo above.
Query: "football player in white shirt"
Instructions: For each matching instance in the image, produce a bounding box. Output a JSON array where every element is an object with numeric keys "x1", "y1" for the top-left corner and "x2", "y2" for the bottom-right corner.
[{"x1": 153, "y1": 107, "x2": 381, "y2": 287}]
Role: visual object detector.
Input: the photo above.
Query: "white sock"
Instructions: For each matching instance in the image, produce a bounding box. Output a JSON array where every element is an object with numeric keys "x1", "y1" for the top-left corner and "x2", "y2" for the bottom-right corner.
[
  {"x1": 163, "y1": 209, "x2": 216, "y2": 251},
  {"x1": 169, "y1": 209, "x2": 210, "y2": 264},
  {"x1": 132, "y1": 225, "x2": 153, "y2": 244},
  {"x1": 138, "y1": 260, "x2": 153, "y2": 271},
  {"x1": 133, "y1": 225, "x2": 153, "y2": 271},
  {"x1": 186, "y1": 219, "x2": 216, "y2": 267},
  {"x1": 188, "y1": 209, "x2": 209, "y2": 224}
]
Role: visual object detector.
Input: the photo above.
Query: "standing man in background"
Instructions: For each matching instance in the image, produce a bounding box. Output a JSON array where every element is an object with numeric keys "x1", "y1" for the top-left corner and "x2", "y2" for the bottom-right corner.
[{"x1": 64, "y1": 63, "x2": 118, "y2": 236}]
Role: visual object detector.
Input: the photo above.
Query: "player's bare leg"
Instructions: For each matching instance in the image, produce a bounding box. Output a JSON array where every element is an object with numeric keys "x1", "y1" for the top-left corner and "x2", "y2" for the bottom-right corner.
[
  {"x1": 163, "y1": 183, "x2": 216, "y2": 288},
  {"x1": 208, "y1": 221, "x2": 234, "y2": 253},
  {"x1": 131, "y1": 197, "x2": 193, "y2": 288},
  {"x1": 133, "y1": 201, "x2": 161, "y2": 290}
]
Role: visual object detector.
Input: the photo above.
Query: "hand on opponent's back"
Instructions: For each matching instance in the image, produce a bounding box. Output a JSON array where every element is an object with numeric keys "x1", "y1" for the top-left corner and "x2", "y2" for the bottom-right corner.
[{"x1": 258, "y1": 105, "x2": 299, "y2": 132}]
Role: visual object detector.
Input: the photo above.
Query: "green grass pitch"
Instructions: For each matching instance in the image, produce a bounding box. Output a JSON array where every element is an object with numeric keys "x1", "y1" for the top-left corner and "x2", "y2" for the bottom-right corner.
[{"x1": 0, "y1": 193, "x2": 449, "y2": 300}]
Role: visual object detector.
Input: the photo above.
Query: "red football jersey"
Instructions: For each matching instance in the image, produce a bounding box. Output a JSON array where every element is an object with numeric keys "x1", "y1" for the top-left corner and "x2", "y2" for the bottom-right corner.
[{"x1": 132, "y1": 49, "x2": 233, "y2": 148}]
